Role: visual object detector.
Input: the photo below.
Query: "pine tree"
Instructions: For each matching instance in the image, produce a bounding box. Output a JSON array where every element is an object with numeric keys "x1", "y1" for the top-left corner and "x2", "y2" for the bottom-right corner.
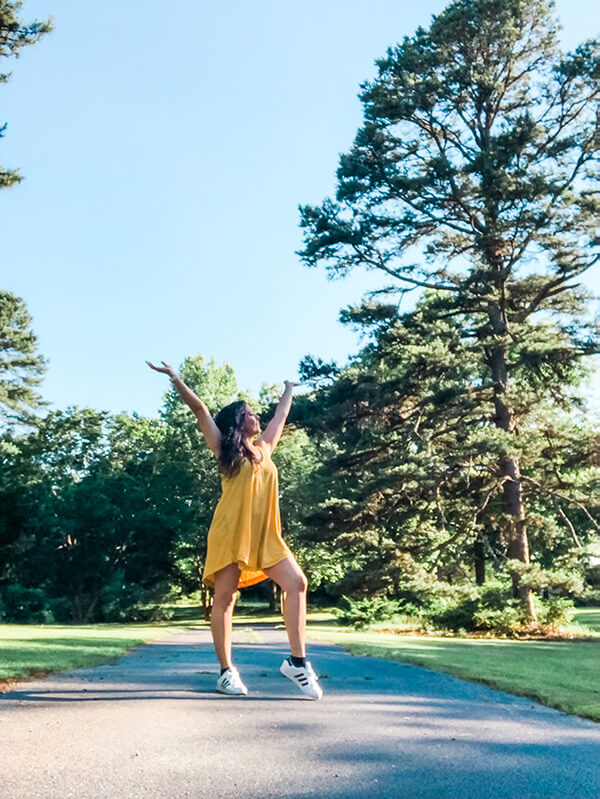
[
  {"x1": 0, "y1": 290, "x2": 46, "y2": 426},
  {"x1": 296, "y1": 292, "x2": 598, "y2": 612},
  {"x1": 298, "y1": 0, "x2": 600, "y2": 618},
  {"x1": 0, "y1": 1, "x2": 53, "y2": 190}
]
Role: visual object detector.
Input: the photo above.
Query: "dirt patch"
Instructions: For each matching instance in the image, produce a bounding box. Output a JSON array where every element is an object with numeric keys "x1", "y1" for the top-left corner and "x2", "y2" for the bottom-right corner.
[
  {"x1": 372, "y1": 626, "x2": 596, "y2": 641},
  {"x1": 0, "y1": 668, "x2": 53, "y2": 693}
]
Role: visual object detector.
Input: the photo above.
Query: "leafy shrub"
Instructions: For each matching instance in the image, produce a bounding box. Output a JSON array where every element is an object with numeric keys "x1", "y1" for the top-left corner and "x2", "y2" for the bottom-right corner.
[
  {"x1": 472, "y1": 603, "x2": 525, "y2": 635},
  {"x1": 99, "y1": 572, "x2": 173, "y2": 622},
  {"x1": 585, "y1": 565, "x2": 600, "y2": 588},
  {"x1": 145, "y1": 603, "x2": 175, "y2": 622},
  {"x1": 335, "y1": 595, "x2": 402, "y2": 628},
  {"x1": 432, "y1": 599, "x2": 481, "y2": 632},
  {"x1": 430, "y1": 584, "x2": 526, "y2": 633},
  {"x1": 46, "y1": 596, "x2": 72, "y2": 623},
  {"x1": 396, "y1": 574, "x2": 580, "y2": 635},
  {"x1": 1, "y1": 583, "x2": 50, "y2": 623},
  {"x1": 535, "y1": 596, "x2": 575, "y2": 627}
]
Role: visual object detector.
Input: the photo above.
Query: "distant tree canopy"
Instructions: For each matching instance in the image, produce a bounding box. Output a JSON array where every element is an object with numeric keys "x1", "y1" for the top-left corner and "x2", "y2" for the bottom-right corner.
[
  {"x1": 0, "y1": 1, "x2": 53, "y2": 190},
  {"x1": 0, "y1": 354, "x2": 312, "y2": 624},
  {"x1": 298, "y1": 0, "x2": 600, "y2": 619}
]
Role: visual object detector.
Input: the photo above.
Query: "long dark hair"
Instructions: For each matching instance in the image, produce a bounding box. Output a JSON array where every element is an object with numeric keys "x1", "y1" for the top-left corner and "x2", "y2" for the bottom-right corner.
[{"x1": 214, "y1": 400, "x2": 259, "y2": 477}]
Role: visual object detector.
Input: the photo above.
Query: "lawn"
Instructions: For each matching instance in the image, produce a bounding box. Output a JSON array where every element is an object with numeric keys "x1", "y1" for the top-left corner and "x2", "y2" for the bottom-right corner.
[
  {"x1": 573, "y1": 607, "x2": 600, "y2": 632},
  {"x1": 2, "y1": 604, "x2": 599, "y2": 723},
  {"x1": 0, "y1": 623, "x2": 179, "y2": 688},
  {"x1": 307, "y1": 608, "x2": 600, "y2": 723},
  {"x1": 0, "y1": 599, "x2": 293, "y2": 689}
]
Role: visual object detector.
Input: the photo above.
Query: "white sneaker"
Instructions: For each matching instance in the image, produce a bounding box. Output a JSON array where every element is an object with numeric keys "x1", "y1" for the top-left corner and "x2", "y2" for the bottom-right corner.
[
  {"x1": 216, "y1": 666, "x2": 248, "y2": 696},
  {"x1": 280, "y1": 658, "x2": 323, "y2": 700}
]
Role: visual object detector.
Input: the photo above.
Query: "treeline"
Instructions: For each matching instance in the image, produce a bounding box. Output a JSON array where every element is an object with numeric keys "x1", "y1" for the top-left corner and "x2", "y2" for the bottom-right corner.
[
  {"x1": 1, "y1": 288, "x2": 599, "y2": 630},
  {"x1": 0, "y1": 319, "x2": 318, "y2": 623},
  {"x1": 2, "y1": 0, "x2": 600, "y2": 631}
]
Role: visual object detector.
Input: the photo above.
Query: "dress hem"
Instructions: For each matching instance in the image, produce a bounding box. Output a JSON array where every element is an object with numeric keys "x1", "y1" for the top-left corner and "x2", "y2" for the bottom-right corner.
[{"x1": 203, "y1": 552, "x2": 291, "y2": 589}]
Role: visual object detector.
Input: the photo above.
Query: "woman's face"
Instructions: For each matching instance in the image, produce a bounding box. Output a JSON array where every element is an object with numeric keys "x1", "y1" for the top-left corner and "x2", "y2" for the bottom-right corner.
[{"x1": 242, "y1": 404, "x2": 261, "y2": 437}]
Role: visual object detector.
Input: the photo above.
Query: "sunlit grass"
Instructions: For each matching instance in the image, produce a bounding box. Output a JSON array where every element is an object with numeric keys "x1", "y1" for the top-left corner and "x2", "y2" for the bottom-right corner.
[
  {"x1": 306, "y1": 621, "x2": 600, "y2": 722},
  {"x1": 0, "y1": 600, "x2": 291, "y2": 687},
  {"x1": 572, "y1": 608, "x2": 600, "y2": 632},
  {"x1": 3, "y1": 602, "x2": 599, "y2": 723},
  {"x1": 0, "y1": 624, "x2": 178, "y2": 686}
]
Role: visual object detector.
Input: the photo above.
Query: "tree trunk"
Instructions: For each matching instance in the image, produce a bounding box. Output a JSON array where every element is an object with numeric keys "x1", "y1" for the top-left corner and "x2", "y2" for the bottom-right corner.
[
  {"x1": 267, "y1": 580, "x2": 279, "y2": 612},
  {"x1": 201, "y1": 585, "x2": 213, "y2": 621},
  {"x1": 500, "y1": 454, "x2": 536, "y2": 619},
  {"x1": 69, "y1": 588, "x2": 96, "y2": 624},
  {"x1": 69, "y1": 595, "x2": 83, "y2": 624},
  {"x1": 82, "y1": 591, "x2": 101, "y2": 623},
  {"x1": 488, "y1": 304, "x2": 537, "y2": 621},
  {"x1": 474, "y1": 529, "x2": 486, "y2": 585}
]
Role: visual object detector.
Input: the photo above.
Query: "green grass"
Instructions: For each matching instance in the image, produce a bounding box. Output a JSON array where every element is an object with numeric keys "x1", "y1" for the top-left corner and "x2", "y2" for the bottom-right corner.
[
  {"x1": 3, "y1": 603, "x2": 599, "y2": 724},
  {"x1": 307, "y1": 617, "x2": 600, "y2": 722},
  {"x1": 0, "y1": 623, "x2": 178, "y2": 687},
  {"x1": 0, "y1": 598, "x2": 288, "y2": 687},
  {"x1": 0, "y1": 599, "x2": 290, "y2": 688},
  {"x1": 573, "y1": 608, "x2": 600, "y2": 632}
]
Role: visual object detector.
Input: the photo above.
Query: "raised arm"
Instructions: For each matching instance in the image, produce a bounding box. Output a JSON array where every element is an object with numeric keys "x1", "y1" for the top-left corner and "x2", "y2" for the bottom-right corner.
[
  {"x1": 256, "y1": 380, "x2": 299, "y2": 455},
  {"x1": 146, "y1": 361, "x2": 222, "y2": 457}
]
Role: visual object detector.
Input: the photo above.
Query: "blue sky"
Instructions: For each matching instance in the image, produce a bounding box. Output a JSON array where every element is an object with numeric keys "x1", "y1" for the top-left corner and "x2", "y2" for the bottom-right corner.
[{"x1": 2, "y1": 0, "x2": 599, "y2": 416}]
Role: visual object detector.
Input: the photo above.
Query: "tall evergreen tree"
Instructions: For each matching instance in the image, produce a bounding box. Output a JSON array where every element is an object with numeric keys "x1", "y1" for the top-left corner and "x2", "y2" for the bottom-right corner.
[
  {"x1": 0, "y1": 1, "x2": 53, "y2": 190},
  {"x1": 0, "y1": 290, "x2": 46, "y2": 427},
  {"x1": 298, "y1": 0, "x2": 600, "y2": 617},
  {"x1": 296, "y1": 293, "x2": 598, "y2": 610}
]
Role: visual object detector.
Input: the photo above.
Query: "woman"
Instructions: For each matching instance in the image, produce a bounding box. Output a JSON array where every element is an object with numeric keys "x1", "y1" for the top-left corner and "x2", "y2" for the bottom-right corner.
[{"x1": 147, "y1": 360, "x2": 322, "y2": 700}]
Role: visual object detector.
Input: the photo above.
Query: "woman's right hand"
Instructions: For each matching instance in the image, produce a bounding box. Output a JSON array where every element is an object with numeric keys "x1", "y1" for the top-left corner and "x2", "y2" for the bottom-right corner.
[{"x1": 146, "y1": 360, "x2": 175, "y2": 378}]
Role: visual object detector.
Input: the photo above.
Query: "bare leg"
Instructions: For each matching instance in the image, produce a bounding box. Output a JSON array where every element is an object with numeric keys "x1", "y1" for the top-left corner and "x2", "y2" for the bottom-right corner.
[
  {"x1": 210, "y1": 563, "x2": 241, "y2": 669},
  {"x1": 263, "y1": 557, "x2": 308, "y2": 658}
]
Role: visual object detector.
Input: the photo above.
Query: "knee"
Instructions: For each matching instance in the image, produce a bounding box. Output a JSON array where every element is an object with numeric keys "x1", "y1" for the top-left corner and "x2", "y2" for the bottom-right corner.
[
  {"x1": 289, "y1": 571, "x2": 308, "y2": 595},
  {"x1": 212, "y1": 591, "x2": 237, "y2": 613}
]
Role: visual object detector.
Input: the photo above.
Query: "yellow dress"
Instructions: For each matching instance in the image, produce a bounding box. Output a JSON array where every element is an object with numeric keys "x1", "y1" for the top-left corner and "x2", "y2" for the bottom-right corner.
[{"x1": 202, "y1": 440, "x2": 292, "y2": 589}]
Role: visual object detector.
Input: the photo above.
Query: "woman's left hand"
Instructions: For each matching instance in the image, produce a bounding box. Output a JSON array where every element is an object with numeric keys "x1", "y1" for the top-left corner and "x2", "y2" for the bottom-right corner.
[{"x1": 284, "y1": 380, "x2": 301, "y2": 389}]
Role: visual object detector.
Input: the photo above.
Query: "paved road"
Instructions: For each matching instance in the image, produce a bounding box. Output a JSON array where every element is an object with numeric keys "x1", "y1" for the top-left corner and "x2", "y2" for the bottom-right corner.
[{"x1": 1, "y1": 624, "x2": 599, "y2": 799}]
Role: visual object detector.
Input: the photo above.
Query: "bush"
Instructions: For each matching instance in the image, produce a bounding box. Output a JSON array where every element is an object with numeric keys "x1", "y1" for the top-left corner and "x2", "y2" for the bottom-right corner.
[
  {"x1": 335, "y1": 595, "x2": 403, "y2": 628},
  {"x1": 535, "y1": 596, "x2": 575, "y2": 627},
  {"x1": 433, "y1": 599, "x2": 481, "y2": 632},
  {"x1": 472, "y1": 603, "x2": 525, "y2": 635},
  {"x1": 585, "y1": 565, "x2": 600, "y2": 588},
  {"x1": 398, "y1": 579, "x2": 480, "y2": 616},
  {"x1": 99, "y1": 572, "x2": 173, "y2": 622},
  {"x1": 429, "y1": 584, "x2": 526, "y2": 634},
  {"x1": 575, "y1": 589, "x2": 600, "y2": 607},
  {"x1": 46, "y1": 596, "x2": 72, "y2": 623},
  {"x1": 394, "y1": 574, "x2": 581, "y2": 635},
  {"x1": 1, "y1": 583, "x2": 50, "y2": 623}
]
